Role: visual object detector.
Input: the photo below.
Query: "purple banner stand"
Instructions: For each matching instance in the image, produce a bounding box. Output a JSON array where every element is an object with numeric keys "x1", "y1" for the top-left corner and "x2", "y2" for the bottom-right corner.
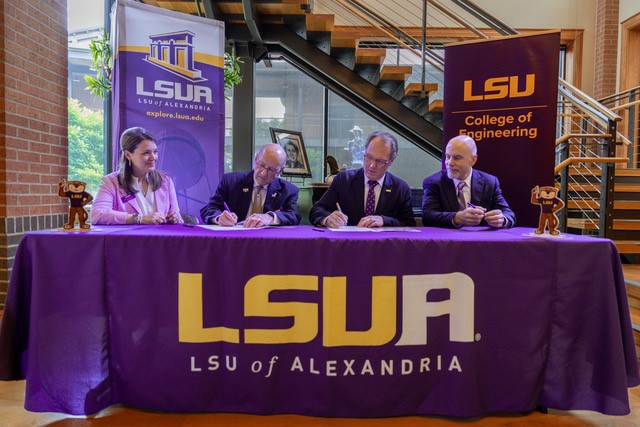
[
  {"x1": 444, "y1": 31, "x2": 560, "y2": 227},
  {"x1": 111, "y1": 0, "x2": 225, "y2": 218},
  {"x1": 0, "y1": 226, "x2": 637, "y2": 417}
]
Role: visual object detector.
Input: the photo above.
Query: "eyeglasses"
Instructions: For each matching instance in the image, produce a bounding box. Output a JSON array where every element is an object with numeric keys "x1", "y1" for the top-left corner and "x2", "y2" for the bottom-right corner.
[
  {"x1": 363, "y1": 154, "x2": 391, "y2": 167},
  {"x1": 255, "y1": 161, "x2": 282, "y2": 175}
]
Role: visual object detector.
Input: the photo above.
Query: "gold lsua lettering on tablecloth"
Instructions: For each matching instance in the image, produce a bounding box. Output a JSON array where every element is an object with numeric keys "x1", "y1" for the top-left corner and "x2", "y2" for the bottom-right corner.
[{"x1": 178, "y1": 272, "x2": 475, "y2": 346}]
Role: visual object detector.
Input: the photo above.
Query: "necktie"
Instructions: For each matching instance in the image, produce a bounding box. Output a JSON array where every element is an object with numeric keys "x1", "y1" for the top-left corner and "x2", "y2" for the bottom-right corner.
[
  {"x1": 365, "y1": 180, "x2": 378, "y2": 216},
  {"x1": 250, "y1": 185, "x2": 264, "y2": 216},
  {"x1": 457, "y1": 181, "x2": 467, "y2": 211}
]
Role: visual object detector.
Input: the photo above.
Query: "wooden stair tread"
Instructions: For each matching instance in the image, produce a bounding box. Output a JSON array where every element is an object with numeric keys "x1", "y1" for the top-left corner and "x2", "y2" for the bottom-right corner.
[
  {"x1": 615, "y1": 201, "x2": 640, "y2": 210},
  {"x1": 379, "y1": 65, "x2": 413, "y2": 81},
  {"x1": 331, "y1": 36, "x2": 358, "y2": 48},
  {"x1": 615, "y1": 183, "x2": 640, "y2": 192},
  {"x1": 429, "y1": 99, "x2": 443, "y2": 112},
  {"x1": 567, "y1": 218, "x2": 598, "y2": 230},
  {"x1": 615, "y1": 169, "x2": 640, "y2": 177},
  {"x1": 567, "y1": 199, "x2": 600, "y2": 209},
  {"x1": 404, "y1": 82, "x2": 438, "y2": 97},
  {"x1": 616, "y1": 241, "x2": 640, "y2": 254},
  {"x1": 306, "y1": 14, "x2": 334, "y2": 32},
  {"x1": 144, "y1": 0, "x2": 198, "y2": 14},
  {"x1": 568, "y1": 183, "x2": 599, "y2": 192},
  {"x1": 613, "y1": 220, "x2": 640, "y2": 230},
  {"x1": 355, "y1": 48, "x2": 386, "y2": 65}
]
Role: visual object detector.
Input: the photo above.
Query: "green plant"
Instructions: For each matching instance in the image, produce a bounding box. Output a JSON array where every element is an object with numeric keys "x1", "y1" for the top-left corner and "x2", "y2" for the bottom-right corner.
[
  {"x1": 84, "y1": 31, "x2": 243, "y2": 101},
  {"x1": 84, "y1": 30, "x2": 112, "y2": 100},
  {"x1": 224, "y1": 52, "x2": 243, "y2": 100}
]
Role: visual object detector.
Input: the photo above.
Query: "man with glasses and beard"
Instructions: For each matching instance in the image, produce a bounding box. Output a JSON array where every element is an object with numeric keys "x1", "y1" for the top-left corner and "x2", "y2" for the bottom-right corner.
[
  {"x1": 310, "y1": 131, "x2": 416, "y2": 228},
  {"x1": 201, "y1": 144, "x2": 301, "y2": 227},
  {"x1": 421, "y1": 135, "x2": 515, "y2": 229}
]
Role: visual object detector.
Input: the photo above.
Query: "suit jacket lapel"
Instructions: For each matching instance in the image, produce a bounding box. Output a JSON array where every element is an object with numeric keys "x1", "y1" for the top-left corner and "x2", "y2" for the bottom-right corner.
[
  {"x1": 470, "y1": 170, "x2": 485, "y2": 205},
  {"x1": 236, "y1": 171, "x2": 255, "y2": 217},
  {"x1": 120, "y1": 187, "x2": 142, "y2": 214},
  {"x1": 263, "y1": 179, "x2": 282, "y2": 212},
  {"x1": 351, "y1": 169, "x2": 366, "y2": 218},
  {"x1": 375, "y1": 173, "x2": 393, "y2": 214},
  {"x1": 442, "y1": 172, "x2": 459, "y2": 212}
]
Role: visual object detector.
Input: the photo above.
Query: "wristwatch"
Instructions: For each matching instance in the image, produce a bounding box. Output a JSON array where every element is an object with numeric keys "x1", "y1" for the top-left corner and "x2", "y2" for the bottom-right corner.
[{"x1": 132, "y1": 213, "x2": 140, "y2": 224}]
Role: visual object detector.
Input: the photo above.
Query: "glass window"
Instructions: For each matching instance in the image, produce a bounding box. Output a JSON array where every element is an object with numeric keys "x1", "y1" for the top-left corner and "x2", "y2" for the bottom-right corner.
[
  {"x1": 67, "y1": 0, "x2": 105, "y2": 197},
  {"x1": 327, "y1": 92, "x2": 440, "y2": 188},
  {"x1": 254, "y1": 60, "x2": 325, "y2": 180}
]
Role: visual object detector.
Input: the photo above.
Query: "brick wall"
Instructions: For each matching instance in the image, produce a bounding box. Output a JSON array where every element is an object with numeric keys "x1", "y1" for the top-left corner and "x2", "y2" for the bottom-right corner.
[
  {"x1": 0, "y1": 0, "x2": 68, "y2": 310},
  {"x1": 594, "y1": 0, "x2": 620, "y2": 99}
]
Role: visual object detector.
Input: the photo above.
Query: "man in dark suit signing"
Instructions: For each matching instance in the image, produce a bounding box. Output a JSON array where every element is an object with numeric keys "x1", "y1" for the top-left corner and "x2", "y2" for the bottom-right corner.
[
  {"x1": 422, "y1": 135, "x2": 515, "y2": 228},
  {"x1": 310, "y1": 131, "x2": 416, "y2": 228},
  {"x1": 200, "y1": 144, "x2": 301, "y2": 227}
]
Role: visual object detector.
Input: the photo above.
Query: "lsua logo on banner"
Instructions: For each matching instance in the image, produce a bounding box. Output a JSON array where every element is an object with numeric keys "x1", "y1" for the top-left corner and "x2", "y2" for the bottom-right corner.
[
  {"x1": 177, "y1": 272, "x2": 475, "y2": 347},
  {"x1": 136, "y1": 30, "x2": 214, "y2": 105}
]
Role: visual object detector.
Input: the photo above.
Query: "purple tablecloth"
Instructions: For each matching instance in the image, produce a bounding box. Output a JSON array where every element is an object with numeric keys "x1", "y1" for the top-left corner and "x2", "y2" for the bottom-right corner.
[{"x1": 0, "y1": 225, "x2": 638, "y2": 416}]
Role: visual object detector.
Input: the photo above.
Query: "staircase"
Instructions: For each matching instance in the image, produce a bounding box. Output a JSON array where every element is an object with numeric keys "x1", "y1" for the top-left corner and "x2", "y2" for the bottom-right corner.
[
  {"x1": 138, "y1": 0, "x2": 528, "y2": 156},
  {"x1": 565, "y1": 168, "x2": 640, "y2": 254}
]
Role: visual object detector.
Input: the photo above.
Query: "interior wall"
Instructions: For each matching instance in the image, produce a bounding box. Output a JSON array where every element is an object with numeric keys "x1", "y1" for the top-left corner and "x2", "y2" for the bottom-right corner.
[
  {"x1": 620, "y1": 0, "x2": 640, "y2": 22},
  {"x1": 473, "y1": 0, "x2": 596, "y2": 95}
]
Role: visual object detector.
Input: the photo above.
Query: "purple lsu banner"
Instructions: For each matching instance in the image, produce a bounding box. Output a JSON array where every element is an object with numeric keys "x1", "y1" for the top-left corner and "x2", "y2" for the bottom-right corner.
[
  {"x1": 443, "y1": 31, "x2": 560, "y2": 227},
  {"x1": 111, "y1": 0, "x2": 224, "y2": 217}
]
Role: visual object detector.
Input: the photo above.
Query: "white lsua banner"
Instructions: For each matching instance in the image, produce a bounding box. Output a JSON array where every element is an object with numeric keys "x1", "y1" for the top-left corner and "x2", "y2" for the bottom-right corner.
[{"x1": 111, "y1": 0, "x2": 225, "y2": 218}]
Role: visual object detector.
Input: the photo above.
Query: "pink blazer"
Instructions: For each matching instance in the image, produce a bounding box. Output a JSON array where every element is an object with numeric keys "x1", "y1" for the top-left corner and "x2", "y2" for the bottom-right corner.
[{"x1": 90, "y1": 172, "x2": 182, "y2": 225}]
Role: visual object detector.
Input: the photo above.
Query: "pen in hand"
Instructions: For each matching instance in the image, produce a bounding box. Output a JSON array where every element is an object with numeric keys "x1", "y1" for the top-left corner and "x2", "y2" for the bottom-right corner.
[
  {"x1": 336, "y1": 203, "x2": 342, "y2": 213},
  {"x1": 223, "y1": 202, "x2": 231, "y2": 212}
]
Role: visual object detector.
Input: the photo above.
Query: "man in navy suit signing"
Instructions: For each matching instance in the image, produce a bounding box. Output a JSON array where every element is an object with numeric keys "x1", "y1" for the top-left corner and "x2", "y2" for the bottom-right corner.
[
  {"x1": 310, "y1": 131, "x2": 416, "y2": 228},
  {"x1": 200, "y1": 144, "x2": 301, "y2": 227},
  {"x1": 422, "y1": 135, "x2": 515, "y2": 229}
]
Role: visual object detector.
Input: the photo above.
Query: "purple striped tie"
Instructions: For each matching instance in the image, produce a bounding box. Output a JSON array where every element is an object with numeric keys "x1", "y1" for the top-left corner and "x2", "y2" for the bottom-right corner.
[{"x1": 366, "y1": 180, "x2": 378, "y2": 216}]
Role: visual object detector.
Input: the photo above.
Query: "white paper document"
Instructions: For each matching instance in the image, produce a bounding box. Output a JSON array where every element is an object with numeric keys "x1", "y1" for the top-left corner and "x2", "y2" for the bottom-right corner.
[{"x1": 326, "y1": 226, "x2": 421, "y2": 233}]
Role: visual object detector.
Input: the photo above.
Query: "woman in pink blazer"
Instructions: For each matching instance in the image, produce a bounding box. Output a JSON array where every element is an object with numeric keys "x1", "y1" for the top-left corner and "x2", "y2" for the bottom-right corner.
[{"x1": 90, "y1": 127, "x2": 183, "y2": 225}]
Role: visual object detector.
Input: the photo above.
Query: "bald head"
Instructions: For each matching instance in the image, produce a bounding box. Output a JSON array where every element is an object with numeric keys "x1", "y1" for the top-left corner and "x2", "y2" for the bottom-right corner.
[
  {"x1": 447, "y1": 135, "x2": 477, "y2": 155},
  {"x1": 257, "y1": 144, "x2": 286, "y2": 166},
  {"x1": 254, "y1": 144, "x2": 286, "y2": 186},
  {"x1": 445, "y1": 135, "x2": 478, "y2": 180}
]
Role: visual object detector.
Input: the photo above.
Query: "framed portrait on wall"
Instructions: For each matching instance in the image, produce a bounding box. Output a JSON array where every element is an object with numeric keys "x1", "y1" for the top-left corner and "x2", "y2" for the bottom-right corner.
[{"x1": 269, "y1": 128, "x2": 312, "y2": 178}]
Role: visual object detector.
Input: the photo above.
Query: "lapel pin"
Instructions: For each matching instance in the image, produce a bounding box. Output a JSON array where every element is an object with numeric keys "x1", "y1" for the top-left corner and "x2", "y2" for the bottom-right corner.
[
  {"x1": 242, "y1": 187, "x2": 249, "y2": 193},
  {"x1": 385, "y1": 188, "x2": 392, "y2": 193},
  {"x1": 271, "y1": 192, "x2": 279, "y2": 198}
]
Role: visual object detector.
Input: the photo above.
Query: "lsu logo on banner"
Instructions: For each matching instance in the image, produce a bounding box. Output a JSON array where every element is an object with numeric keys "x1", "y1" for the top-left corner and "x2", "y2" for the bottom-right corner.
[
  {"x1": 178, "y1": 273, "x2": 475, "y2": 347},
  {"x1": 135, "y1": 30, "x2": 214, "y2": 104},
  {"x1": 463, "y1": 73, "x2": 535, "y2": 101}
]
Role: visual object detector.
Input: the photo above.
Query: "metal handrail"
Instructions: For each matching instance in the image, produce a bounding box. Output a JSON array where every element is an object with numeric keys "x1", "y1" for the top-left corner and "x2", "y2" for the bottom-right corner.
[
  {"x1": 559, "y1": 78, "x2": 622, "y2": 124},
  {"x1": 599, "y1": 85, "x2": 640, "y2": 104}
]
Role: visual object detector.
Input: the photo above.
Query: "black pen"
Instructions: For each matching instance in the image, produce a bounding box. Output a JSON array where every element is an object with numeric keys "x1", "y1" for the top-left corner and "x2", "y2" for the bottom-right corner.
[{"x1": 183, "y1": 223, "x2": 194, "y2": 228}]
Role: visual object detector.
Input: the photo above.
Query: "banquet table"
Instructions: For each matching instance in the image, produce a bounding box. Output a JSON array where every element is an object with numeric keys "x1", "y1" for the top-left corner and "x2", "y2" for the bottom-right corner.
[{"x1": 0, "y1": 225, "x2": 637, "y2": 417}]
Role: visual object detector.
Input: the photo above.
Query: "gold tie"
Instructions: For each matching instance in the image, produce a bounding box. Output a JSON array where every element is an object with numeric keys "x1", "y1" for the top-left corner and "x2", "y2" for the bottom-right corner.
[{"x1": 250, "y1": 185, "x2": 264, "y2": 216}]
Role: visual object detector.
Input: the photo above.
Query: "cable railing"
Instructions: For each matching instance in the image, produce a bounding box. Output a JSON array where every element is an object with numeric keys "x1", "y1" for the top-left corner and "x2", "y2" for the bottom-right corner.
[
  {"x1": 599, "y1": 86, "x2": 640, "y2": 168},
  {"x1": 313, "y1": 0, "x2": 517, "y2": 102},
  {"x1": 555, "y1": 79, "x2": 628, "y2": 237}
]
